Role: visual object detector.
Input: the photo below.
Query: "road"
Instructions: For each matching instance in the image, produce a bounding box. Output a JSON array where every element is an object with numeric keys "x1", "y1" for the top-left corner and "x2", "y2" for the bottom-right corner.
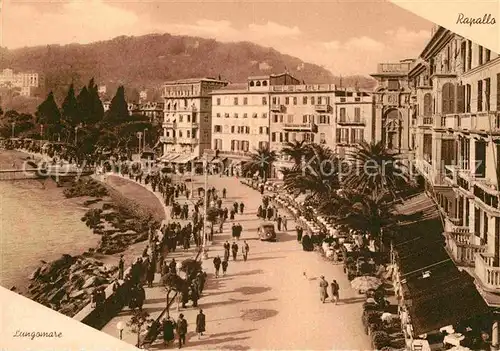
[{"x1": 103, "y1": 175, "x2": 371, "y2": 350}]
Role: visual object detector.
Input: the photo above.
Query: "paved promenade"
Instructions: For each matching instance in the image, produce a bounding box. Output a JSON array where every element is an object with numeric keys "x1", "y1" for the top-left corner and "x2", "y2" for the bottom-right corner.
[{"x1": 103, "y1": 175, "x2": 371, "y2": 350}]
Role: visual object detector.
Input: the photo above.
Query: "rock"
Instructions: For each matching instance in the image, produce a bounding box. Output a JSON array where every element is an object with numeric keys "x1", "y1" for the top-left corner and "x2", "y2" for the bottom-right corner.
[
  {"x1": 82, "y1": 276, "x2": 98, "y2": 289},
  {"x1": 29, "y1": 267, "x2": 41, "y2": 280},
  {"x1": 10, "y1": 286, "x2": 16, "y2": 291}
]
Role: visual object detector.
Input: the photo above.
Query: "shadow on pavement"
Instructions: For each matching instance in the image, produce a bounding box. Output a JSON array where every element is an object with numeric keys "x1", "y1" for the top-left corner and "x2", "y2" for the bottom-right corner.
[
  {"x1": 247, "y1": 256, "x2": 286, "y2": 262},
  {"x1": 240, "y1": 308, "x2": 278, "y2": 321},
  {"x1": 199, "y1": 297, "x2": 248, "y2": 310},
  {"x1": 338, "y1": 296, "x2": 366, "y2": 305},
  {"x1": 233, "y1": 286, "x2": 272, "y2": 295},
  {"x1": 233, "y1": 269, "x2": 264, "y2": 276},
  {"x1": 186, "y1": 335, "x2": 251, "y2": 348}
]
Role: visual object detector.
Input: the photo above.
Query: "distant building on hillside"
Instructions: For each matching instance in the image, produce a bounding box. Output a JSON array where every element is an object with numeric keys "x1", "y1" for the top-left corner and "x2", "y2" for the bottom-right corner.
[
  {"x1": 0, "y1": 68, "x2": 43, "y2": 97},
  {"x1": 98, "y1": 85, "x2": 107, "y2": 96},
  {"x1": 139, "y1": 90, "x2": 148, "y2": 102}
]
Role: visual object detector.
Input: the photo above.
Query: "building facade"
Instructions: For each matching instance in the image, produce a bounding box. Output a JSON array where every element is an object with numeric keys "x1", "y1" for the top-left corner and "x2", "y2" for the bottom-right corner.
[
  {"x1": 0, "y1": 68, "x2": 43, "y2": 96},
  {"x1": 161, "y1": 78, "x2": 228, "y2": 162},
  {"x1": 403, "y1": 26, "x2": 500, "y2": 305}
]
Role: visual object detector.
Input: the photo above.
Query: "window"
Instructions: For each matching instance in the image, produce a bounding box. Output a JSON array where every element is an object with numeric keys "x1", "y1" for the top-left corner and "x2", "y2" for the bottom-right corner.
[
  {"x1": 497, "y1": 74, "x2": 500, "y2": 111},
  {"x1": 284, "y1": 132, "x2": 289, "y2": 142},
  {"x1": 252, "y1": 113, "x2": 258, "y2": 118},
  {"x1": 479, "y1": 45, "x2": 483, "y2": 65},
  {"x1": 303, "y1": 96, "x2": 308, "y2": 104},
  {"x1": 234, "y1": 113, "x2": 238, "y2": 118},
  {"x1": 466, "y1": 84, "x2": 471, "y2": 112},
  {"x1": 485, "y1": 78, "x2": 491, "y2": 111},
  {"x1": 259, "y1": 127, "x2": 263, "y2": 134},
  {"x1": 467, "y1": 40, "x2": 472, "y2": 70},
  {"x1": 285, "y1": 97, "x2": 290, "y2": 105},
  {"x1": 256, "y1": 81, "x2": 261, "y2": 87},
  {"x1": 231, "y1": 126, "x2": 235, "y2": 133},
  {"x1": 187, "y1": 130, "x2": 191, "y2": 138},
  {"x1": 249, "y1": 81, "x2": 255, "y2": 87},
  {"x1": 262, "y1": 97, "x2": 267, "y2": 105},
  {"x1": 478, "y1": 80, "x2": 483, "y2": 112},
  {"x1": 291, "y1": 132, "x2": 296, "y2": 141},
  {"x1": 461, "y1": 41, "x2": 467, "y2": 71},
  {"x1": 263, "y1": 81, "x2": 268, "y2": 86},
  {"x1": 262, "y1": 113, "x2": 268, "y2": 119},
  {"x1": 271, "y1": 132, "x2": 276, "y2": 142},
  {"x1": 319, "y1": 115, "x2": 330, "y2": 124},
  {"x1": 287, "y1": 115, "x2": 294, "y2": 123},
  {"x1": 336, "y1": 128, "x2": 349, "y2": 143},
  {"x1": 243, "y1": 97, "x2": 248, "y2": 105},
  {"x1": 273, "y1": 114, "x2": 278, "y2": 123},
  {"x1": 216, "y1": 98, "x2": 221, "y2": 105},
  {"x1": 245, "y1": 126, "x2": 250, "y2": 134},
  {"x1": 293, "y1": 97, "x2": 297, "y2": 105},
  {"x1": 354, "y1": 108, "x2": 361, "y2": 122},
  {"x1": 442, "y1": 82, "x2": 455, "y2": 114},
  {"x1": 457, "y1": 85, "x2": 465, "y2": 113},
  {"x1": 355, "y1": 97, "x2": 361, "y2": 102},
  {"x1": 318, "y1": 97, "x2": 322, "y2": 104},
  {"x1": 320, "y1": 133, "x2": 326, "y2": 143},
  {"x1": 423, "y1": 93, "x2": 432, "y2": 116},
  {"x1": 266, "y1": 127, "x2": 269, "y2": 135},
  {"x1": 234, "y1": 97, "x2": 239, "y2": 105},
  {"x1": 216, "y1": 113, "x2": 221, "y2": 118},
  {"x1": 423, "y1": 134, "x2": 432, "y2": 162},
  {"x1": 311, "y1": 97, "x2": 315, "y2": 105},
  {"x1": 280, "y1": 115, "x2": 284, "y2": 123},
  {"x1": 339, "y1": 108, "x2": 346, "y2": 122},
  {"x1": 303, "y1": 115, "x2": 308, "y2": 123},
  {"x1": 179, "y1": 115, "x2": 183, "y2": 122},
  {"x1": 340, "y1": 97, "x2": 346, "y2": 102},
  {"x1": 214, "y1": 125, "x2": 222, "y2": 133},
  {"x1": 485, "y1": 49, "x2": 491, "y2": 63},
  {"x1": 224, "y1": 113, "x2": 230, "y2": 118},
  {"x1": 179, "y1": 131, "x2": 183, "y2": 138},
  {"x1": 243, "y1": 113, "x2": 248, "y2": 118},
  {"x1": 388, "y1": 79, "x2": 399, "y2": 91},
  {"x1": 279, "y1": 133, "x2": 283, "y2": 142},
  {"x1": 187, "y1": 115, "x2": 191, "y2": 122}
]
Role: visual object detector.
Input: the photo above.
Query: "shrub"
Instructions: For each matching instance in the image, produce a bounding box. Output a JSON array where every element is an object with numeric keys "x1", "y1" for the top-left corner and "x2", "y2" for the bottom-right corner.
[{"x1": 371, "y1": 331, "x2": 391, "y2": 349}]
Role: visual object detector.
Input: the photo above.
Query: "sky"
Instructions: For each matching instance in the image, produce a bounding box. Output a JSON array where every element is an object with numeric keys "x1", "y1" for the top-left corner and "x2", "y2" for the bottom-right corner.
[{"x1": 2, "y1": 0, "x2": 433, "y2": 75}]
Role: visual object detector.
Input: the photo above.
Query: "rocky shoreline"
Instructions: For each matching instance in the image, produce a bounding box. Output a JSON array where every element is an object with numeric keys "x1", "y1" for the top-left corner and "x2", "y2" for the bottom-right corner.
[{"x1": 23, "y1": 176, "x2": 163, "y2": 317}]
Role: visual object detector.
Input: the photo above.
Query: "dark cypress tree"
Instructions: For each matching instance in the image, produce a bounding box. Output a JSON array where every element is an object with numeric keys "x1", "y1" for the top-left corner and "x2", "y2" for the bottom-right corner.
[
  {"x1": 87, "y1": 78, "x2": 104, "y2": 124},
  {"x1": 35, "y1": 91, "x2": 61, "y2": 140},
  {"x1": 77, "y1": 86, "x2": 91, "y2": 125},
  {"x1": 61, "y1": 84, "x2": 79, "y2": 128},
  {"x1": 105, "y1": 85, "x2": 129, "y2": 125}
]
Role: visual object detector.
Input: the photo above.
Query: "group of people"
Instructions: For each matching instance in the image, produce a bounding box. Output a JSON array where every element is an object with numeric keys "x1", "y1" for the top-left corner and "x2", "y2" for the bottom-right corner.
[
  {"x1": 318, "y1": 276, "x2": 341, "y2": 304},
  {"x1": 161, "y1": 309, "x2": 206, "y2": 348},
  {"x1": 212, "y1": 240, "x2": 250, "y2": 277}
]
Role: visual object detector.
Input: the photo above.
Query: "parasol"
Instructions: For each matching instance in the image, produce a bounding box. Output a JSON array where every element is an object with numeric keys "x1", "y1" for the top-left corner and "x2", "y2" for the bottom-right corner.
[{"x1": 351, "y1": 276, "x2": 382, "y2": 291}]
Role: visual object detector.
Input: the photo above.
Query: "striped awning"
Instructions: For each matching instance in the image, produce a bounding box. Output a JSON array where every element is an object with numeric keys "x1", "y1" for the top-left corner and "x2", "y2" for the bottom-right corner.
[{"x1": 175, "y1": 154, "x2": 198, "y2": 164}]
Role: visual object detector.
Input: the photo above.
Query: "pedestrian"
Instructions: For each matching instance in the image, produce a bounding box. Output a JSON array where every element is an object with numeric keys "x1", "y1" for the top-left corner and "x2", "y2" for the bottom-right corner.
[
  {"x1": 319, "y1": 276, "x2": 329, "y2": 303},
  {"x1": 230, "y1": 208, "x2": 235, "y2": 220},
  {"x1": 213, "y1": 255, "x2": 221, "y2": 278},
  {"x1": 162, "y1": 317, "x2": 175, "y2": 347},
  {"x1": 331, "y1": 279, "x2": 340, "y2": 304},
  {"x1": 118, "y1": 254, "x2": 125, "y2": 280},
  {"x1": 277, "y1": 215, "x2": 282, "y2": 231},
  {"x1": 146, "y1": 262, "x2": 155, "y2": 288},
  {"x1": 296, "y1": 225, "x2": 304, "y2": 242},
  {"x1": 223, "y1": 240, "x2": 230, "y2": 257},
  {"x1": 242, "y1": 241, "x2": 249, "y2": 261},
  {"x1": 196, "y1": 309, "x2": 206, "y2": 339},
  {"x1": 239, "y1": 202, "x2": 245, "y2": 214},
  {"x1": 231, "y1": 241, "x2": 239, "y2": 261},
  {"x1": 221, "y1": 259, "x2": 228, "y2": 276},
  {"x1": 191, "y1": 286, "x2": 199, "y2": 307},
  {"x1": 176, "y1": 313, "x2": 188, "y2": 348},
  {"x1": 222, "y1": 188, "x2": 227, "y2": 198},
  {"x1": 282, "y1": 215, "x2": 288, "y2": 231},
  {"x1": 169, "y1": 258, "x2": 177, "y2": 274},
  {"x1": 233, "y1": 202, "x2": 238, "y2": 214}
]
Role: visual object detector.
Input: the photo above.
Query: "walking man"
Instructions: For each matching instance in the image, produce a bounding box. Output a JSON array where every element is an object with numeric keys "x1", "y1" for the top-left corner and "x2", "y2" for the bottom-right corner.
[
  {"x1": 239, "y1": 202, "x2": 245, "y2": 214},
  {"x1": 282, "y1": 215, "x2": 288, "y2": 231},
  {"x1": 221, "y1": 259, "x2": 229, "y2": 276},
  {"x1": 118, "y1": 254, "x2": 124, "y2": 280},
  {"x1": 196, "y1": 309, "x2": 206, "y2": 339},
  {"x1": 242, "y1": 241, "x2": 249, "y2": 261},
  {"x1": 319, "y1": 275, "x2": 329, "y2": 303},
  {"x1": 213, "y1": 255, "x2": 221, "y2": 278},
  {"x1": 222, "y1": 188, "x2": 227, "y2": 199},
  {"x1": 231, "y1": 241, "x2": 239, "y2": 261},
  {"x1": 176, "y1": 313, "x2": 188, "y2": 348},
  {"x1": 296, "y1": 225, "x2": 303, "y2": 242},
  {"x1": 331, "y1": 279, "x2": 340, "y2": 305}
]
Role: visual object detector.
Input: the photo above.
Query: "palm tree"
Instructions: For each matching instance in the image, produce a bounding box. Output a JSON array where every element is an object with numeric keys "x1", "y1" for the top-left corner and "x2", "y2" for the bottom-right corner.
[
  {"x1": 242, "y1": 146, "x2": 277, "y2": 182},
  {"x1": 343, "y1": 140, "x2": 409, "y2": 199},
  {"x1": 282, "y1": 143, "x2": 340, "y2": 200},
  {"x1": 280, "y1": 140, "x2": 310, "y2": 168}
]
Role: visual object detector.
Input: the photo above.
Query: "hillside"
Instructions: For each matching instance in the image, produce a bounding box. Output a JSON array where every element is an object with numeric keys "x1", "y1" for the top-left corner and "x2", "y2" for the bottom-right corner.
[{"x1": 0, "y1": 33, "x2": 376, "y2": 104}]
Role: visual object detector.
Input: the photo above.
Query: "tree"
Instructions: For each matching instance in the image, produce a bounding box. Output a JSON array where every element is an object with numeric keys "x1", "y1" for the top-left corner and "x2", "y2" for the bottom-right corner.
[
  {"x1": 242, "y1": 146, "x2": 277, "y2": 182},
  {"x1": 281, "y1": 140, "x2": 310, "y2": 168},
  {"x1": 61, "y1": 84, "x2": 79, "y2": 141},
  {"x1": 205, "y1": 207, "x2": 220, "y2": 231},
  {"x1": 127, "y1": 309, "x2": 152, "y2": 347},
  {"x1": 343, "y1": 140, "x2": 410, "y2": 199},
  {"x1": 103, "y1": 85, "x2": 129, "y2": 126},
  {"x1": 76, "y1": 86, "x2": 91, "y2": 125},
  {"x1": 35, "y1": 91, "x2": 61, "y2": 140},
  {"x1": 87, "y1": 78, "x2": 104, "y2": 124},
  {"x1": 282, "y1": 143, "x2": 340, "y2": 200}
]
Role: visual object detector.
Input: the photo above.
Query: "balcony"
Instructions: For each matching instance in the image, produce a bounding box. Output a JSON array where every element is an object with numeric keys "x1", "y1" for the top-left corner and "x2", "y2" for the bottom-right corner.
[
  {"x1": 337, "y1": 117, "x2": 366, "y2": 125},
  {"x1": 444, "y1": 165, "x2": 458, "y2": 185},
  {"x1": 177, "y1": 137, "x2": 198, "y2": 145},
  {"x1": 283, "y1": 122, "x2": 318, "y2": 132},
  {"x1": 163, "y1": 122, "x2": 177, "y2": 129},
  {"x1": 160, "y1": 136, "x2": 176, "y2": 143},
  {"x1": 164, "y1": 106, "x2": 198, "y2": 113},
  {"x1": 270, "y1": 104, "x2": 286, "y2": 113},
  {"x1": 217, "y1": 150, "x2": 252, "y2": 158},
  {"x1": 475, "y1": 253, "x2": 500, "y2": 292},
  {"x1": 314, "y1": 104, "x2": 331, "y2": 112},
  {"x1": 422, "y1": 116, "x2": 433, "y2": 125},
  {"x1": 445, "y1": 230, "x2": 487, "y2": 266},
  {"x1": 377, "y1": 62, "x2": 412, "y2": 74}
]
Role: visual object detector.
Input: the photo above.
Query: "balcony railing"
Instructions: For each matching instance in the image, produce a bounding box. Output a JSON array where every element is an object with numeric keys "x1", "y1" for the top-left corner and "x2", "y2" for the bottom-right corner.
[
  {"x1": 283, "y1": 122, "x2": 318, "y2": 132},
  {"x1": 164, "y1": 106, "x2": 198, "y2": 113},
  {"x1": 314, "y1": 104, "x2": 331, "y2": 112},
  {"x1": 337, "y1": 117, "x2": 366, "y2": 125},
  {"x1": 160, "y1": 136, "x2": 176, "y2": 143},
  {"x1": 422, "y1": 116, "x2": 433, "y2": 125},
  {"x1": 270, "y1": 104, "x2": 286, "y2": 112},
  {"x1": 438, "y1": 111, "x2": 500, "y2": 132},
  {"x1": 218, "y1": 150, "x2": 252, "y2": 157},
  {"x1": 475, "y1": 253, "x2": 500, "y2": 292},
  {"x1": 444, "y1": 165, "x2": 458, "y2": 184},
  {"x1": 445, "y1": 231, "x2": 487, "y2": 266},
  {"x1": 162, "y1": 122, "x2": 177, "y2": 128},
  {"x1": 177, "y1": 137, "x2": 198, "y2": 145}
]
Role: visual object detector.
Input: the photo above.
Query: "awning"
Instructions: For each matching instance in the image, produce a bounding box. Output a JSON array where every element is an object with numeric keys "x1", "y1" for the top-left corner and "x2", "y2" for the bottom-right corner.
[
  {"x1": 160, "y1": 154, "x2": 181, "y2": 162},
  {"x1": 408, "y1": 273, "x2": 490, "y2": 335},
  {"x1": 175, "y1": 154, "x2": 198, "y2": 164}
]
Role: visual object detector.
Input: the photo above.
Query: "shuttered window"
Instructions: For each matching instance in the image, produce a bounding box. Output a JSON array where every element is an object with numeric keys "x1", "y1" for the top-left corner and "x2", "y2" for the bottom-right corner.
[
  {"x1": 388, "y1": 79, "x2": 399, "y2": 91},
  {"x1": 485, "y1": 78, "x2": 491, "y2": 111},
  {"x1": 351, "y1": 129, "x2": 356, "y2": 144},
  {"x1": 442, "y1": 83, "x2": 455, "y2": 114},
  {"x1": 466, "y1": 84, "x2": 472, "y2": 112},
  {"x1": 475, "y1": 140, "x2": 486, "y2": 177},
  {"x1": 497, "y1": 74, "x2": 500, "y2": 111},
  {"x1": 423, "y1": 134, "x2": 433, "y2": 162},
  {"x1": 441, "y1": 139, "x2": 456, "y2": 166},
  {"x1": 456, "y1": 85, "x2": 465, "y2": 113},
  {"x1": 423, "y1": 93, "x2": 432, "y2": 116},
  {"x1": 478, "y1": 80, "x2": 483, "y2": 112},
  {"x1": 336, "y1": 129, "x2": 341, "y2": 143}
]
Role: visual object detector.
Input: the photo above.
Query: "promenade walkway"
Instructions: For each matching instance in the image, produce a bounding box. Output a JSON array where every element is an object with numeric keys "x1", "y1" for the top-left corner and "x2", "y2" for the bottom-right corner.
[{"x1": 102, "y1": 176, "x2": 371, "y2": 350}]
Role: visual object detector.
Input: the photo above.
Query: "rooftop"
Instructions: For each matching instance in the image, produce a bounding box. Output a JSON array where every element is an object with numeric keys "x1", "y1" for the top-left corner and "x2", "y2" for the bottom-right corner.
[{"x1": 164, "y1": 77, "x2": 227, "y2": 85}]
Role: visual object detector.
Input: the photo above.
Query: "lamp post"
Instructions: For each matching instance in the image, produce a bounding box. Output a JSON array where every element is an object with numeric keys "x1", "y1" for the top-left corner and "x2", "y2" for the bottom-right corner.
[
  {"x1": 11, "y1": 122, "x2": 15, "y2": 138},
  {"x1": 74, "y1": 126, "x2": 80, "y2": 145},
  {"x1": 136, "y1": 132, "x2": 143, "y2": 155},
  {"x1": 143, "y1": 128, "x2": 148, "y2": 149},
  {"x1": 202, "y1": 153, "x2": 209, "y2": 259},
  {"x1": 116, "y1": 321, "x2": 124, "y2": 340}
]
